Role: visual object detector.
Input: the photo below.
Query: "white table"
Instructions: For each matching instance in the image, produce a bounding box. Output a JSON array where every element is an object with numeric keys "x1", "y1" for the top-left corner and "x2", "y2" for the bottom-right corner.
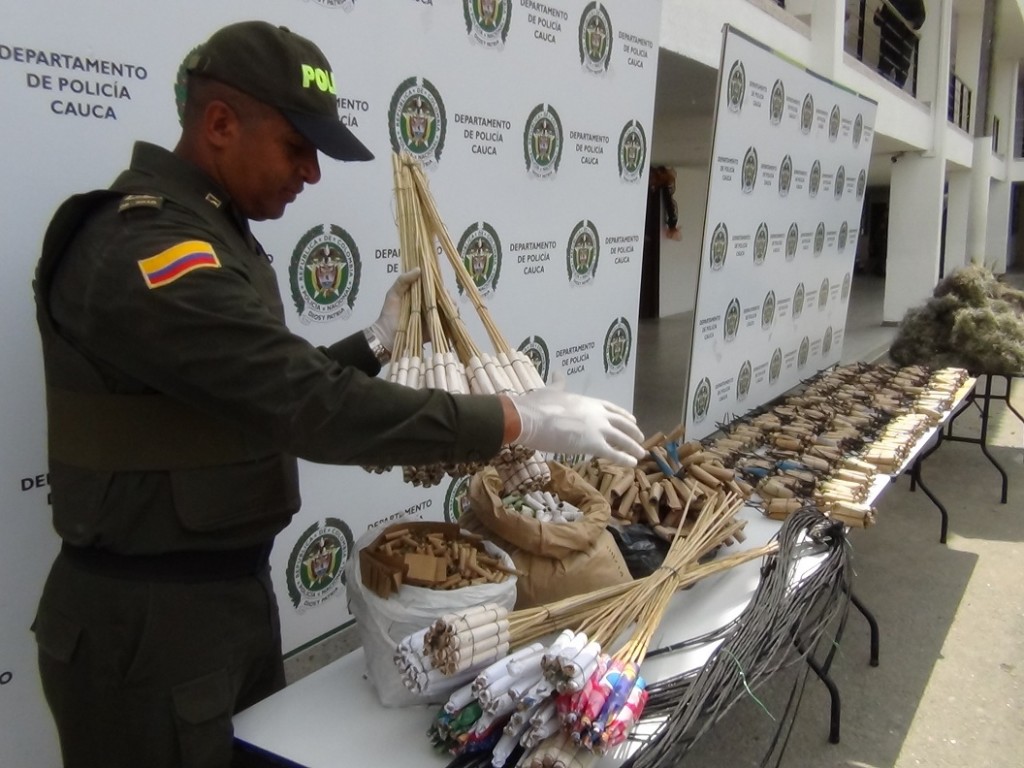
[{"x1": 233, "y1": 380, "x2": 976, "y2": 767}]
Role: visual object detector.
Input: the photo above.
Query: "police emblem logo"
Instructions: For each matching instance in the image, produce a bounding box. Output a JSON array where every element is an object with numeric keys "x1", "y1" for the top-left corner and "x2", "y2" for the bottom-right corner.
[
  {"x1": 710, "y1": 223, "x2": 729, "y2": 270},
  {"x1": 524, "y1": 103, "x2": 563, "y2": 177},
  {"x1": 857, "y1": 169, "x2": 867, "y2": 200},
  {"x1": 809, "y1": 159, "x2": 821, "y2": 198},
  {"x1": 517, "y1": 335, "x2": 551, "y2": 383},
  {"x1": 786, "y1": 222, "x2": 799, "y2": 261},
  {"x1": 443, "y1": 475, "x2": 473, "y2": 523},
  {"x1": 579, "y1": 2, "x2": 613, "y2": 73},
  {"x1": 741, "y1": 146, "x2": 758, "y2": 194},
  {"x1": 736, "y1": 360, "x2": 752, "y2": 401},
  {"x1": 753, "y1": 222, "x2": 768, "y2": 265},
  {"x1": 853, "y1": 113, "x2": 864, "y2": 147},
  {"x1": 800, "y1": 93, "x2": 814, "y2": 134},
  {"x1": 822, "y1": 325, "x2": 834, "y2": 356},
  {"x1": 779, "y1": 154, "x2": 792, "y2": 197},
  {"x1": 290, "y1": 224, "x2": 361, "y2": 324},
  {"x1": 793, "y1": 282, "x2": 805, "y2": 319},
  {"x1": 389, "y1": 76, "x2": 447, "y2": 166},
  {"x1": 834, "y1": 164, "x2": 846, "y2": 200},
  {"x1": 457, "y1": 221, "x2": 502, "y2": 297},
  {"x1": 838, "y1": 221, "x2": 849, "y2": 253},
  {"x1": 761, "y1": 290, "x2": 776, "y2": 330},
  {"x1": 464, "y1": 0, "x2": 512, "y2": 48},
  {"x1": 813, "y1": 222, "x2": 825, "y2": 257},
  {"x1": 829, "y1": 105, "x2": 841, "y2": 142},
  {"x1": 603, "y1": 317, "x2": 632, "y2": 375},
  {"x1": 566, "y1": 219, "x2": 600, "y2": 286},
  {"x1": 819, "y1": 277, "x2": 830, "y2": 310},
  {"x1": 691, "y1": 376, "x2": 712, "y2": 424},
  {"x1": 769, "y1": 347, "x2": 782, "y2": 384},
  {"x1": 842, "y1": 272, "x2": 851, "y2": 300},
  {"x1": 726, "y1": 60, "x2": 745, "y2": 113},
  {"x1": 724, "y1": 298, "x2": 741, "y2": 342},
  {"x1": 286, "y1": 518, "x2": 354, "y2": 611},
  {"x1": 770, "y1": 79, "x2": 785, "y2": 125},
  {"x1": 617, "y1": 120, "x2": 647, "y2": 183},
  {"x1": 798, "y1": 336, "x2": 810, "y2": 369}
]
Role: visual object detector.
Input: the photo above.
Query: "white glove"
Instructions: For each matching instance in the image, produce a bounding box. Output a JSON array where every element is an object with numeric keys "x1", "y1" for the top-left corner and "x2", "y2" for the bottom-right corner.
[
  {"x1": 511, "y1": 380, "x2": 646, "y2": 467},
  {"x1": 368, "y1": 268, "x2": 421, "y2": 352}
]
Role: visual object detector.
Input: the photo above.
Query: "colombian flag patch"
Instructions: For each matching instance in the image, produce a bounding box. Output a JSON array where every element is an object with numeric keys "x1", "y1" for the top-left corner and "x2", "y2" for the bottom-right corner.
[{"x1": 137, "y1": 241, "x2": 220, "y2": 289}]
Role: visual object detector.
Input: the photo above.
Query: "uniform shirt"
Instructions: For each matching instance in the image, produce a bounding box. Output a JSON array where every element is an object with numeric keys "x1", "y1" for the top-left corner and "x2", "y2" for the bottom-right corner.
[{"x1": 39, "y1": 142, "x2": 504, "y2": 554}]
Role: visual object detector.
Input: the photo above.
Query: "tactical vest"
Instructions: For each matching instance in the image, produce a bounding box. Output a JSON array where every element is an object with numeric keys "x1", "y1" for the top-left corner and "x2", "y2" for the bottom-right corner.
[{"x1": 35, "y1": 186, "x2": 298, "y2": 551}]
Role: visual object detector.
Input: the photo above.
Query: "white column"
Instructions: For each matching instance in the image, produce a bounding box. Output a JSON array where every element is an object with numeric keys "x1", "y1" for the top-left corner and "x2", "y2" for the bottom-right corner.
[
  {"x1": 967, "y1": 138, "x2": 993, "y2": 258},
  {"x1": 882, "y1": 0, "x2": 952, "y2": 323},
  {"x1": 951, "y1": 4, "x2": 983, "y2": 113},
  {"x1": 944, "y1": 169, "x2": 972, "y2": 272},
  {"x1": 918, "y1": 0, "x2": 953, "y2": 115},
  {"x1": 987, "y1": 180, "x2": 1012, "y2": 271},
  {"x1": 884, "y1": 153, "x2": 945, "y2": 323},
  {"x1": 983, "y1": 58, "x2": 1018, "y2": 272},
  {"x1": 806, "y1": 0, "x2": 844, "y2": 79}
]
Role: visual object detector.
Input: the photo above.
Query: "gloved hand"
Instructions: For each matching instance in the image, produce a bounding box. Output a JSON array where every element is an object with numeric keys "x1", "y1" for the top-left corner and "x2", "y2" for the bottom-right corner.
[
  {"x1": 511, "y1": 379, "x2": 646, "y2": 467},
  {"x1": 368, "y1": 268, "x2": 421, "y2": 352}
]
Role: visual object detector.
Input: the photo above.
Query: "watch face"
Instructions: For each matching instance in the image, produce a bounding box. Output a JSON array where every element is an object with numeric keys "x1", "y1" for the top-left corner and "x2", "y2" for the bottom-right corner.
[{"x1": 366, "y1": 329, "x2": 390, "y2": 365}]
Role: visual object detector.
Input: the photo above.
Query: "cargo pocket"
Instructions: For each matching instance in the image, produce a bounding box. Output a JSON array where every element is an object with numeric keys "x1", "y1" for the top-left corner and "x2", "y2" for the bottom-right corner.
[
  {"x1": 170, "y1": 455, "x2": 297, "y2": 533},
  {"x1": 172, "y1": 668, "x2": 234, "y2": 768},
  {"x1": 32, "y1": 609, "x2": 82, "y2": 664}
]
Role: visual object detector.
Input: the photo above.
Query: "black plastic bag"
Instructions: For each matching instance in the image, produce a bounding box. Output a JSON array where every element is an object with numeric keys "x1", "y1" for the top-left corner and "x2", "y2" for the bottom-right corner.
[{"x1": 608, "y1": 524, "x2": 669, "y2": 579}]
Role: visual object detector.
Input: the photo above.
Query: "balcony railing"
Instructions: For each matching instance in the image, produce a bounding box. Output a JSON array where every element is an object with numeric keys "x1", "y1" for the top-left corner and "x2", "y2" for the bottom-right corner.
[
  {"x1": 948, "y1": 72, "x2": 972, "y2": 133},
  {"x1": 849, "y1": 0, "x2": 924, "y2": 97}
]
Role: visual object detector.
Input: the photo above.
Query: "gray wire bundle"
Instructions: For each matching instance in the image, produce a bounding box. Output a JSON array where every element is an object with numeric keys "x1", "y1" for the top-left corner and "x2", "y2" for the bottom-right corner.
[{"x1": 621, "y1": 507, "x2": 851, "y2": 767}]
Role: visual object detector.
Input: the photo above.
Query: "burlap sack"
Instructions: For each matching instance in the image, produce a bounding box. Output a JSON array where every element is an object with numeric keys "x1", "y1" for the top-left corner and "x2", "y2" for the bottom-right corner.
[{"x1": 461, "y1": 461, "x2": 632, "y2": 609}]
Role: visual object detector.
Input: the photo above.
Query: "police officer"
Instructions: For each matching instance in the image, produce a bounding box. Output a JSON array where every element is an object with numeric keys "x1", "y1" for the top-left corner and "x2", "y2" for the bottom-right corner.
[{"x1": 32, "y1": 20, "x2": 645, "y2": 768}]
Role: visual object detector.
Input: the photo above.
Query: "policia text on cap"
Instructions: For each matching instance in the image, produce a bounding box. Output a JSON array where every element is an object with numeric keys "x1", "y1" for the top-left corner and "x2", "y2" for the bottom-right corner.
[{"x1": 30, "y1": 20, "x2": 646, "y2": 768}]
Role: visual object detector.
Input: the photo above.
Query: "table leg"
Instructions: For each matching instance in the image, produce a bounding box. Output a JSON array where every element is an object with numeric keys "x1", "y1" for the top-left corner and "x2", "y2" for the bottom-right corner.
[
  {"x1": 909, "y1": 435, "x2": 951, "y2": 543},
  {"x1": 804, "y1": 654, "x2": 841, "y2": 744},
  {"x1": 848, "y1": 591, "x2": 880, "y2": 667},
  {"x1": 979, "y1": 375, "x2": 1009, "y2": 504}
]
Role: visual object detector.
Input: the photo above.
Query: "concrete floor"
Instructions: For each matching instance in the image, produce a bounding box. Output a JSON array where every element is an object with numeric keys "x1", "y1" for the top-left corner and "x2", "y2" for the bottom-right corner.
[{"x1": 286, "y1": 271, "x2": 1024, "y2": 767}]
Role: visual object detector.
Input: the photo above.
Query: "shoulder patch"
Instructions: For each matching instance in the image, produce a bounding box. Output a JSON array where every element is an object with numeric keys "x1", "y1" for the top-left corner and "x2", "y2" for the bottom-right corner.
[
  {"x1": 118, "y1": 194, "x2": 164, "y2": 214},
  {"x1": 138, "y1": 241, "x2": 220, "y2": 289}
]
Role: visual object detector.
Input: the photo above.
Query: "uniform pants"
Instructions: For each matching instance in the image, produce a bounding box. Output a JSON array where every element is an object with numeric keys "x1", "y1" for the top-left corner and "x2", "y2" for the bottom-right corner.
[{"x1": 33, "y1": 552, "x2": 286, "y2": 768}]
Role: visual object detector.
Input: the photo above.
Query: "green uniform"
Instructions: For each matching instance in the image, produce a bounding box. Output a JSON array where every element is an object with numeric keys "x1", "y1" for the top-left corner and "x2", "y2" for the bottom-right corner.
[{"x1": 33, "y1": 141, "x2": 504, "y2": 767}]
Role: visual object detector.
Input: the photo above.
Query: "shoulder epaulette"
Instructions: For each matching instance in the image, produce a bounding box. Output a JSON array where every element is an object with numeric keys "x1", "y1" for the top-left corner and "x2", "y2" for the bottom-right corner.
[{"x1": 117, "y1": 194, "x2": 164, "y2": 214}]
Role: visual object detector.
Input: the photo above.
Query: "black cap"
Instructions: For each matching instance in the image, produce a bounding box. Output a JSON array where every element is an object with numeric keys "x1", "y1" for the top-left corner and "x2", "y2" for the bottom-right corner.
[{"x1": 186, "y1": 21, "x2": 373, "y2": 162}]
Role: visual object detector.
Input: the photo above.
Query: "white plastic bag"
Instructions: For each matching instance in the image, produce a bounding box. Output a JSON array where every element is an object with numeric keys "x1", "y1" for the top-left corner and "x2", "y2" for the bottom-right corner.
[{"x1": 345, "y1": 525, "x2": 518, "y2": 707}]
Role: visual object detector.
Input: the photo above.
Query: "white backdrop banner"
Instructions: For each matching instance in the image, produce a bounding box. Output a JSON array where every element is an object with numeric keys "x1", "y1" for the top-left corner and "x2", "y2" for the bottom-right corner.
[
  {"x1": 685, "y1": 25, "x2": 877, "y2": 440},
  {"x1": 0, "y1": 1, "x2": 661, "y2": 763}
]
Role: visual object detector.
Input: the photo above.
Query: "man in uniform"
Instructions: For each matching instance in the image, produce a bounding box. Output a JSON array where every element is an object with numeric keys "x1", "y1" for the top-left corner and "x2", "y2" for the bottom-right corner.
[{"x1": 32, "y1": 21, "x2": 645, "y2": 768}]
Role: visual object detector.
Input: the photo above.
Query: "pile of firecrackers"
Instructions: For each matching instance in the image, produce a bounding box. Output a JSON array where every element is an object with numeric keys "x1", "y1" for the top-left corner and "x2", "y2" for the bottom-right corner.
[{"x1": 427, "y1": 628, "x2": 646, "y2": 766}]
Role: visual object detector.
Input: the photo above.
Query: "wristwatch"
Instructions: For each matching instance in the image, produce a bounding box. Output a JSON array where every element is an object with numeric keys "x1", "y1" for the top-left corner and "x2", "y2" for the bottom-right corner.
[{"x1": 363, "y1": 327, "x2": 391, "y2": 366}]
